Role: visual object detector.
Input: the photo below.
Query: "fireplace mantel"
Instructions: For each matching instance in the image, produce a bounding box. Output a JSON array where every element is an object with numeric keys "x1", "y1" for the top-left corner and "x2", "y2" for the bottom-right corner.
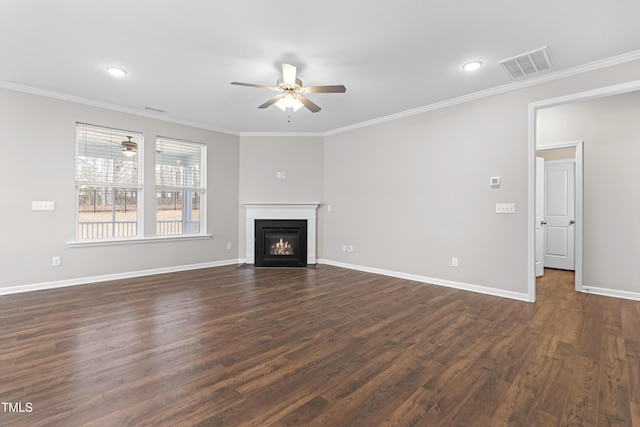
[{"x1": 242, "y1": 203, "x2": 318, "y2": 264}]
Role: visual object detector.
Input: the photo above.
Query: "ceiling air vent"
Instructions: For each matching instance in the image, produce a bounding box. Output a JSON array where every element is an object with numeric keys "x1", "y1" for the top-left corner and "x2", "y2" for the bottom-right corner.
[
  {"x1": 144, "y1": 106, "x2": 166, "y2": 113},
  {"x1": 498, "y1": 47, "x2": 553, "y2": 79}
]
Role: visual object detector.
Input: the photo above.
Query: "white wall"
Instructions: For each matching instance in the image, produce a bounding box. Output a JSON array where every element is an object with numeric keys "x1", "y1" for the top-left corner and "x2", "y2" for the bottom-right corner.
[
  {"x1": 537, "y1": 90, "x2": 640, "y2": 293},
  {"x1": 323, "y1": 97, "x2": 528, "y2": 294},
  {"x1": 0, "y1": 87, "x2": 240, "y2": 290},
  {"x1": 3, "y1": 58, "x2": 640, "y2": 299},
  {"x1": 238, "y1": 135, "x2": 324, "y2": 259},
  {"x1": 323, "y1": 59, "x2": 640, "y2": 298},
  {"x1": 537, "y1": 147, "x2": 575, "y2": 161}
]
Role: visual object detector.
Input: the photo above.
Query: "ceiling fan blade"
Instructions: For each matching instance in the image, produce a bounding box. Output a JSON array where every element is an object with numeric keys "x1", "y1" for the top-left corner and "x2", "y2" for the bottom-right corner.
[
  {"x1": 282, "y1": 64, "x2": 297, "y2": 86},
  {"x1": 231, "y1": 82, "x2": 279, "y2": 91},
  {"x1": 258, "y1": 95, "x2": 282, "y2": 109},
  {"x1": 297, "y1": 95, "x2": 321, "y2": 113},
  {"x1": 303, "y1": 85, "x2": 347, "y2": 94}
]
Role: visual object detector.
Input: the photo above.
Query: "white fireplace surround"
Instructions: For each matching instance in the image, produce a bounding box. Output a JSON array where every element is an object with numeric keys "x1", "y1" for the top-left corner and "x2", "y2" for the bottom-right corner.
[{"x1": 243, "y1": 203, "x2": 318, "y2": 265}]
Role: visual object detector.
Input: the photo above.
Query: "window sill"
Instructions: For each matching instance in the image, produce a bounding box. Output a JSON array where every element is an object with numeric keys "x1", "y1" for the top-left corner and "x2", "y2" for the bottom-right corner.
[{"x1": 67, "y1": 234, "x2": 212, "y2": 248}]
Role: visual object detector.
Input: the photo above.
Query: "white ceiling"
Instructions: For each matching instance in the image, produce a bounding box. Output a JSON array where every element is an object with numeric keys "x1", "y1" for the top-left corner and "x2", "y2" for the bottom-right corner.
[{"x1": 1, "y1": 0, "x2": 639, "y2": 134}]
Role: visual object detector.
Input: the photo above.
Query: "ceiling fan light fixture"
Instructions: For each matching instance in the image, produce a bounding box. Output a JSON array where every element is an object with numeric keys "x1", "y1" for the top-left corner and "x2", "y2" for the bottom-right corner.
[
  {"x1": 283, "y1": 91, "x2": 296, "y2": 108},
  {"x1": 231, "y1": 63, "x2": 344, "y2": 114},
  {"x1": 122, "y1": 147, "x2": 137, "y2": 157},
  {"x1": 121, "y1": 135, "x2": 137, "y2": 157},
  {"x1": 275, "y1": 97, "x2": 304, "y2": 112},
  {"x1": 462, "y1": 60, "x2": 483, "y2": 72}
]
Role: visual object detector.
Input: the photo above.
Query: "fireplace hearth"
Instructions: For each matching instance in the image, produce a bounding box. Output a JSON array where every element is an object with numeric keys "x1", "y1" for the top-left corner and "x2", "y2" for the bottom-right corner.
[{"x1": 255, "y1": 219, "x2": 307, "y2": 267}]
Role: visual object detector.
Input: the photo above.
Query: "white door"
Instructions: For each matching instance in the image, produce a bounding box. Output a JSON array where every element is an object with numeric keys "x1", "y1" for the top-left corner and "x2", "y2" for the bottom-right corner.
[
  {"x1": 544, "y1": 160, "x2": 575, "y2": 270},
  {"x1": 535, "y1": 157, "x2": 545, "y2": 277}
]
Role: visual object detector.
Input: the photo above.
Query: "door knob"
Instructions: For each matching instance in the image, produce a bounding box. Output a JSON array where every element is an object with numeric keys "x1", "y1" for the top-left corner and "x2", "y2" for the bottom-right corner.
[
  {"x1": 541, "y1": 221, "x2": 547, "y2": 225},
  {"x1": 569, "y1": 220, "x2": 575, "y2": 225}
]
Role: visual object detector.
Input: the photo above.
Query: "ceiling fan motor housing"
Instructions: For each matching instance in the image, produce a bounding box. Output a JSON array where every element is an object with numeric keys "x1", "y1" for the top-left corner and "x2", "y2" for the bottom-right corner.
[{"x1": 277, "y1": 77, "x2": 303, "y2": 91}]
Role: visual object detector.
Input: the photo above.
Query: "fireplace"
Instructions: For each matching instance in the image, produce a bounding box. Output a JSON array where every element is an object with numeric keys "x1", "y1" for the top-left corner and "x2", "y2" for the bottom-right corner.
[
  {"x1": 242, "y1": 203, "x2": 318, "y2": 265},
  {"x1": 255, "y1": 219, "x2": 307, "y2": 267}
]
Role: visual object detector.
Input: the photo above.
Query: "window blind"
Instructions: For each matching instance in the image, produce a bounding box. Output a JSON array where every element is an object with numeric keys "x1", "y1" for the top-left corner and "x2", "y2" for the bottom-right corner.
[
  {"x1": 76, "y1": 123, "x2": 142, "y2": 188},
  {"x1": 156, "y1": 137, "x2": 205, "y2": 192}
]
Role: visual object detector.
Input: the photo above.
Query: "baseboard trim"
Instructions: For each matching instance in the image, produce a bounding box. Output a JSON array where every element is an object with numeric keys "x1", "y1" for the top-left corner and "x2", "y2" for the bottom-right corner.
[
  {"x1": 580, "y1": 285, "x2": 640, "y2": 301},
  {"x1": 318, "y1": 259, "x2": 531, "y2": 302},
  {"x1": 6, "y1": 258, "x2": 636, "y2": 303},
  {"x1": 0, "y1": 259, "x2": 241, "y2": 296}
]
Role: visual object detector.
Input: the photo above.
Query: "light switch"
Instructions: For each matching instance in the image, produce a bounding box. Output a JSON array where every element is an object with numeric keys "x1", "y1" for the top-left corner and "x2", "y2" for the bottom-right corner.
[
  {"x1": 495, "y1": 203, "x2": 516, "y2": 214},
  {"x1": 32, "y1": 201, "x2": 55, "y2": 211}
]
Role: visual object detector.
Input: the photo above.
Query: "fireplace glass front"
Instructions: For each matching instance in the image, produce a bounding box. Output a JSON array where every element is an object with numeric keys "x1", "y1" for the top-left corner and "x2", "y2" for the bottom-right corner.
[{"x1": 255, "y1": 219, "x2": 307, "y2": 267}]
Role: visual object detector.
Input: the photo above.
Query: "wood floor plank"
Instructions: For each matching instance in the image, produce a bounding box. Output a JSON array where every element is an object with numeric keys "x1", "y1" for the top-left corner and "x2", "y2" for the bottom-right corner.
[
  {"x1": 1, "y1": 266, "x2": 639, "y2": 426},
  {"x1": 559, "y1": 355, "x2": 600, "y2": 427},
  {"x1": 580, "y1": 313, "x2": 605, "y2": 361},
  {"x1": 598, "y1": 327, "x2": 633, "y2": 426},
  {"x1": 532, "y1": 343, "x2": 575, "y2": 418},
  {"x1": 452, "y1": 374, "x2": 511, "y2": 426},
  {"x1": 626, "y1": 339, "x2": 640, "y2": 406},
  {"x1": 487, "y1": 376, "x2": 537, "y2": 426},
  {"x1": 621, "y1": 301, "x2": 640, "y2": 342}
]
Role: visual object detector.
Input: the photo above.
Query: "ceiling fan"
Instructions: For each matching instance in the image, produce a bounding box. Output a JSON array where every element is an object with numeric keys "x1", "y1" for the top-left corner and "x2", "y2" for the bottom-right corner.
[
  {"x1": 121, "y1": 136, "x2": 137, "y2": 157},
  {"x1": 231, "y1": 64, "x2": 346, "y2": 113}
]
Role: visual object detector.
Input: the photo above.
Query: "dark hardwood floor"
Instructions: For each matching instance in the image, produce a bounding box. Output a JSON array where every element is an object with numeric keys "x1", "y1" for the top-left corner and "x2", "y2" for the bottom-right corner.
[{"x1": 0, "y1": 265, "x2": 638, "y2": 426}]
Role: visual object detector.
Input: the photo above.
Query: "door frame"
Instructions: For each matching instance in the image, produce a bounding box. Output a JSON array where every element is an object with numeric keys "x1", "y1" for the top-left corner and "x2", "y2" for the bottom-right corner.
[
  {"x1": 527, "y1": 79, "x2": 640, "y2": 302},
  {"x1": 535, "y1": 156, "x2": 545, "y2": 277},
  {"x1": 536, "y1": 142, "x2": 582, "y2": 288}
]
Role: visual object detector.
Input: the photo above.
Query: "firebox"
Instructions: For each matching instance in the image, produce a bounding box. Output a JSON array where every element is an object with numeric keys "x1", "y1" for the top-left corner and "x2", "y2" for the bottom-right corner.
[{"x1": 254, "y1": 219, "x2": 307, "y2": 267}]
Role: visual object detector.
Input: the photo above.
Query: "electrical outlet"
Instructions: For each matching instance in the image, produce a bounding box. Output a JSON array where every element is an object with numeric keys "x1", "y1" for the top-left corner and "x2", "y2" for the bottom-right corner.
[
  {"x1": 451, "y1": 257, "x2": 458, "y2": 267},
  {"x1": 226, "y1": 242, "x2": 232, "y2": 250},
  {"x1": 52, "y1": 256, "x2": 61, "y2": 267},
  {"x1": 342, "y1": 244, "x2": 347, "y2": 252},
  {"x1": 347, "y1": 245, "x2": 354, "y2": 253}
]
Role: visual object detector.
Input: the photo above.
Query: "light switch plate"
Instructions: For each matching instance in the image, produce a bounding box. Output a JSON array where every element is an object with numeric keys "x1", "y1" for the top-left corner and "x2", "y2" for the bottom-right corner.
[
  {"x1": 32, "y1": 201, "x2": 55, "y2": 211},
  {"x1": 496, "y1": 203, "x2": 516, "y2": 214}
]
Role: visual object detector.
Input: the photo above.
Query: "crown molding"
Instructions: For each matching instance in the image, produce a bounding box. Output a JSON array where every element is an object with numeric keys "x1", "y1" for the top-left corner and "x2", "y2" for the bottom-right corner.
[
  {"x1": 239, "y1": 131, "x2": 325, "y2": 138},
  {"x1": 3, "y1": 50, "x2": 640, "y2": 138},
  {"x1": 0, "y1": 80, "x2": 240, "y2": 136},
  {"x1": 323, "y1": 49, "x2": 640, "y2": 136}
]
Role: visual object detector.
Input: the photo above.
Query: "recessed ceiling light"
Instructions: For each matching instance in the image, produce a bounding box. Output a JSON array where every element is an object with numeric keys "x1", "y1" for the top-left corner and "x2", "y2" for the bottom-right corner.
[
  {"x1": 462, "y1": 60, "x2": 483, "y2": 72},
  {"x1": 106, "y1": 67, "x2": 127, "y2": 77}
]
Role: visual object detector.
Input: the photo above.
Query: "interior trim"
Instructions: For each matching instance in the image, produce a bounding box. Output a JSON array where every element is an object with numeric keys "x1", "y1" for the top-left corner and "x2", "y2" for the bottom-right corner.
[
  {"x1": 527, "y1": 79, "x2": 640, "y2": 303},
  {"x1": 318, "y1": 259, "x2": 530, "y2": 302},
  {"x1": 0, "y1": 259, "x2": 240, "y2": 296},
  {"x1": 2, "y1": 50, "x2": 639, "y2": 137},
  {"x1": 325, "y1": 50, "x2": 640, "y2": 136}
]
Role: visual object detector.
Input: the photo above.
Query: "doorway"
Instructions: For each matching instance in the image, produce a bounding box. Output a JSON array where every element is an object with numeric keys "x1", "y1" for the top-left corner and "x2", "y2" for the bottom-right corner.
[
  {"x1": 527, "y1": 79, "x2": 640, "y2": 302},
  {"x1": 535, "y1": 144, "x2": 582, "y2": 289}
]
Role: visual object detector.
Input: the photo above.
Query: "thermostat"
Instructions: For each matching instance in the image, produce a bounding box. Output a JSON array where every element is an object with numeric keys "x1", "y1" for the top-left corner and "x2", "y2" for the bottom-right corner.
[{"x1": 490, "y1": 176, "x2": 501, "y2": 188}]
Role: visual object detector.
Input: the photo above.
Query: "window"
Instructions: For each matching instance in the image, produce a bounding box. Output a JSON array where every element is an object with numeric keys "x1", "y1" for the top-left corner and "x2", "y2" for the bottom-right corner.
[
  {"x1": 156, "y1": 137, "x2": 206, "y2": 235},
  {"x1": 75, "y1": 124, "x2": 142, "y2": 240}
]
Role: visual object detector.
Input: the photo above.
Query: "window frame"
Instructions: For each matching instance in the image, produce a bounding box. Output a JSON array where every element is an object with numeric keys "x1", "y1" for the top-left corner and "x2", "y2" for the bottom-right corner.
[
  {"x1": 155, "y1": 136, "x2": 207, "y2": 237},
  {"x1": 69, "y1": 126, "x2": 211, "y2": 247},
  {"x1": 74, "y1": 123, "x2": 144, "y2": 242}
]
